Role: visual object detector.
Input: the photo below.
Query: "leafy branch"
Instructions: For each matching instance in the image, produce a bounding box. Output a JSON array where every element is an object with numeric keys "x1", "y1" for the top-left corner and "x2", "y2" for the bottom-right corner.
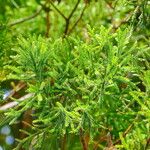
[{"x1": 7, "y1": 0, "x2": 88, "y2": 37}]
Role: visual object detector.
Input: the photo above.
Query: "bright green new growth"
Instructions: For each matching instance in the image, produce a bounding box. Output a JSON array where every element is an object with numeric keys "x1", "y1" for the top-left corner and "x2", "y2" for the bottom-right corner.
[{"x1": 3, "y1": 26, "x2": 149, "y2": 149}]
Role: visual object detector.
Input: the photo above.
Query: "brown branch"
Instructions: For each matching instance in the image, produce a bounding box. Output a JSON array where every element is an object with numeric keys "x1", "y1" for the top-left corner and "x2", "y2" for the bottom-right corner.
[
  {"x1": 112, "y1": 6, "x2": 140, "y2": 31},
  {"x1": 114, "y1": 115, "x2": 139, "y2": 145},
  {"x1": 145, "y1": 138, "x2": 150, "y2": 150},
  {"x1": 113, "y1": 123, "x2": 134, "y2": 145},
  {"x1": 93, "y1": 135, "x2": 107, "y2": 150},
  {"x1": 106, "y1": 132, "x2": 114, "y2": 148},
  {"x1": 112, "y1": 12, "x2": 132, "y2": 31},
  {"x1": 45, "y1": 9, "x2": 51, "y2": 38},
  {"x1": 49, "y1": 0, "x2": 67, "y2": 20},
  {"x1": 80, "y1": 128, "x2": 88, "y2": 150},
  {"x1": 8, "y1": 8, "x2": 43, "y2": 27},
  {"x1": 68, "y1": 0, "x2": 80, "y2": 20},
  {"x1": 61, "y1": 134, "x2": 67, "y2": 150},
  {"x1": 104, "y1": 133, "x2": 117, "y2": 150},
  {"x1": 64, "y1": 0, "x2": 81, "y2": 35},
  {"x1": 68, "y1": 4, "x2": 87, "y2": 35},
  {"x1": 49, "y1": 0, "x2": 81, "y2": 36},
  {"x1": 106, "y1": 2, "x2": 114, "y2": 10},
  {"x1": 93, "y1": 117, "x2": 137, "y2": 150}
]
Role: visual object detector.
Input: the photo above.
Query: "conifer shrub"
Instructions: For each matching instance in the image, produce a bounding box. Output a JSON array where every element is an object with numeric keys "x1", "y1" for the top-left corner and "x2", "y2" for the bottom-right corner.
[{"x1": 2, "y1": 26, "x2": 149, "y2": 149}]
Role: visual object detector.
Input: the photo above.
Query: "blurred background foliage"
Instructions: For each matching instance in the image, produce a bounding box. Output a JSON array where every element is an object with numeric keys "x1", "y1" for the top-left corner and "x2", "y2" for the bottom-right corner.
[{"x1": 0, "y1": 0, "x2": 150, "y2": 150}]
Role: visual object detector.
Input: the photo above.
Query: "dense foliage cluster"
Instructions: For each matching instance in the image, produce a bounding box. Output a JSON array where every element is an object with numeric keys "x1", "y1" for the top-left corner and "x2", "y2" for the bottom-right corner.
[{"x1": 0, "y1": 0, "x2": 150, "y2": 150}]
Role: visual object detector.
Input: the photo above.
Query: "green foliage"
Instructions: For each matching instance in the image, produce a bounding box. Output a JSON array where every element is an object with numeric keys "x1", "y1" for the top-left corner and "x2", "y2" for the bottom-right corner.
[
  {"x1": 1, "y1": 26, "x2": 148, "y2": 149},
  {"x1": 0, "y1": 0, "x2": 149, "y2": 149}
]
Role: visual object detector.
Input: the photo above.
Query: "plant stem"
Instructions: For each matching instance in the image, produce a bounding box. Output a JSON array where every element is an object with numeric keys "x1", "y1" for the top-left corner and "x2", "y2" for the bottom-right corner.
[
  {"x1": 64, "y1": 0, "x2": 81, "y2": 35},
  {"x1": 61, "y1": 134, "x2": 67, "y2": 150},
  {"x1": 49, "y1": 0, "x2": 67, "y2": 20},
  {"x1": 45, "y1": 9, "x2": 51, "y2": 38},
  {"x1": 68, "y1": 4, "x2": 87, "y2": 35},
  {"x1": 8, "y1": 8, "x2": 42, "y2": 27},
  {"x1": 80, "y1": 128, "x2": 88, "y2": 150}
]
